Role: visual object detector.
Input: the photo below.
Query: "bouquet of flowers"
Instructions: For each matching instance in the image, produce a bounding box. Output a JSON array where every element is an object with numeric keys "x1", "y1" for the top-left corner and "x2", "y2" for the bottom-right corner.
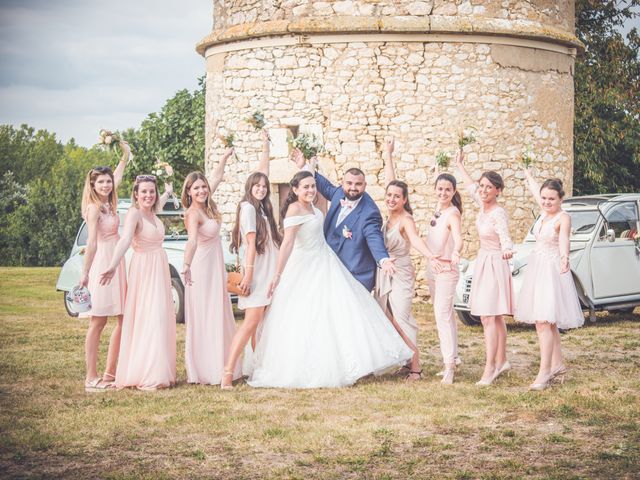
[
  {"x1": 153, "y1": 159, "x2": 179, "y2": 208},
  {"x1": 457, "y1": 127, "x2": 476, "y2": 150},
  {"x1": 218, "y1": 131, "x2": 236, "y2": 148},
  {"x1": 246, "y1": 111, "x2": 266, "y2": 131},
  {"x1": 288, "y1": 132, "x2": 325, "y2": 160},
  {"x1": 520, "y1": 147, "x2": 535, "y2": 168},
  {"x1": 435, "y1": 150, "x2": 451, "y2": 169},
  {"x1": 97, "y1": 129, "x2": 121, "y2": 153}
]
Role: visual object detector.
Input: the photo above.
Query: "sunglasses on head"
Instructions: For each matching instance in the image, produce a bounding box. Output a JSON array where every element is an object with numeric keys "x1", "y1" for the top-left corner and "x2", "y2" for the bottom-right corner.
[
  {"x1": 430, "y1": 211, "x2": 442, "y2": 227},
  {"x1": 92, "y1": 166, "x2": 112, "y2": 174},
  {"x1": 135, "y1": 175, "x2": 157, "y2": 183}
]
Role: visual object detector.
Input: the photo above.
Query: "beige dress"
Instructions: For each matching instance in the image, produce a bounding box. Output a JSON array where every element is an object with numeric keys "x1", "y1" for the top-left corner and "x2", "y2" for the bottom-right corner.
[{"x1": 375, "y1": 222, "x2": 418, "y2": 346}]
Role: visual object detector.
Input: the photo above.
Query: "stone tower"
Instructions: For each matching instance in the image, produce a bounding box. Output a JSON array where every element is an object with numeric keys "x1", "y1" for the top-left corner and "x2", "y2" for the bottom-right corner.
[{"x1": 197, "y1": 1, "x2": 581, "y2": 296}]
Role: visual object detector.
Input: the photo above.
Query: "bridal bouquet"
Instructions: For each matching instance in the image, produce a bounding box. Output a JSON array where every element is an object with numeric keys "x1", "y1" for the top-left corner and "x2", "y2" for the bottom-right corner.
[
  {"x1": 246, "y1": 110, "x2": 266, "y2": 131},
  {"x1": 218, "y1": 131, "x2": 236, "y2": 148},
  {"x1": 97, "y1": 129, "x2": 121, "y2": 153},
  {"x1": 288, "y1": 132, "x2": 325, "y2": 160},
  {"x1": 153, "y1": 159, "x2": 179, "y2": 208},
  {"x1": 520, "y1": 147, "x2": 535, "y2": 168},
  {"x1": 457, "y1": 127, "x2": 476, "y2": 150},
  {"x1": 435, "y1": 150, "x2": 451, "y2": 169}
]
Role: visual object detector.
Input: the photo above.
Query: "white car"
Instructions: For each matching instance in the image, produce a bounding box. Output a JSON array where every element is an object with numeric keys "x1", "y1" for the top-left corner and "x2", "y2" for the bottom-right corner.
[
  {"x1": 56, "y1": 200, "x2": 238, "y2": 323},
  {"x1": 454, "y1": 194, "x2": 640, "y2": 325}
]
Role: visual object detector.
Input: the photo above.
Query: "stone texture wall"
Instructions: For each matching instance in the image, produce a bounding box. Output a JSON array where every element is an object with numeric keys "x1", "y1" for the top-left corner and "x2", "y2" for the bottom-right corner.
[
  {"x1": 212, "y1": 0, "x2": 574, "y2": 32},
  {"x1": 201, "y1": 1, "x2": 578, "y2": 298}
]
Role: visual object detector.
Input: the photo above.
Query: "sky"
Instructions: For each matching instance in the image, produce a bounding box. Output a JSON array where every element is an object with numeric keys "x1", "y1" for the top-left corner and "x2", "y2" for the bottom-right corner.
[
  {"x1": 0, "y1": 0, "x2": 212, "y2": 146},
  {"x1": 0, "y1": 1, "x2": 638, "y2": 148}
]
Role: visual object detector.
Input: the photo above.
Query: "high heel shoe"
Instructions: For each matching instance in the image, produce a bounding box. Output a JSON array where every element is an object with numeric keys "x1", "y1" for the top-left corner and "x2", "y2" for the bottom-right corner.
[
  {"x1": 220, "y1": 370, "x2": 234, "y2": 390},
  {"x1": 529, "y1": 373, "x2": 553, "y2": 391},
  {"x1": 496, "y1": 361, "x2": 511, "y2": 377},
  {"x1": 476, "y1": 369, "x2": 498, "y2": 386},
  {"x1": 549, "y1": 364, "x2": 567, "y2": 384},
  {"x1": 405, "y1": 369, "x2": 422, "y2": 382}
]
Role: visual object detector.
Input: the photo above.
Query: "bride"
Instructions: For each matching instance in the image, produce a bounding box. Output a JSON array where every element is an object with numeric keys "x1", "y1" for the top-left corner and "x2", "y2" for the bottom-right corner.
[{"x1": 247, "y1": 170, "x2": 413, "y2": 388}]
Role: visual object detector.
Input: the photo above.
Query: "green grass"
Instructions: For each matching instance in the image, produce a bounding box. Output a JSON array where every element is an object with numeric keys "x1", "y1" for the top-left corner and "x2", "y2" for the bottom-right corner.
[{"x1": 1, "y1": 267, "x2": 639, "y2": 479}]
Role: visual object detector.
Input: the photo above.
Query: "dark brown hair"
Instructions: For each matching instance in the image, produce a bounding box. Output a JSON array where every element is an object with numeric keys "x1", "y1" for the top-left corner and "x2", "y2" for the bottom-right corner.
[
  {"x1": 281, "y1": 171, "x2": 314, "y2": 219},
  {"x1": 345, "y1": 167, "x2": 365, "y2": 177},
  {"x1": 435, "y1": 173, "x2": 463, "y2": 214},
  {"x1": 231, "y1": 172, "x2": 282, "y2": 255},
  {"x1": 479, "y1": 171, "x2": 504, "y2": 191},
  {"x1": 386, "y1": 180, "x2": 413, "y2": 214},
  {"x1": 540, "y1": 178, "x2": 565, "y2": 198}
]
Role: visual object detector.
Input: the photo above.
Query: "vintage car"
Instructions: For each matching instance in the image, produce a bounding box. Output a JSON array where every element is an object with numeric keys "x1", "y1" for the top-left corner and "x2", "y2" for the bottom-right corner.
[
  {"x1": 454, "y1": 194, "x2": 640, "y2": 325},
  {"x1": 56, "y1": 200, "x2": 239, "y2": 323}
]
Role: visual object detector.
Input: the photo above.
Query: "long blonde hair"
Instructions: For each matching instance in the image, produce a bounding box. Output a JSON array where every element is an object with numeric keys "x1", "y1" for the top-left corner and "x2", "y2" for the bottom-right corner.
[
  {"x1": 81, "y1": 166, "x2": 117, "y2": 219},
  {"x1": 181, "y1": 171, "x2": 221, "y2": 220}
]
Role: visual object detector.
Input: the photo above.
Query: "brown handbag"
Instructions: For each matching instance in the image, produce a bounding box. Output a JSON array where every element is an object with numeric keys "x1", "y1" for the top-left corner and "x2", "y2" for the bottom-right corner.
[{"x1": 226, "y1": 255, "x2": 247, "y2": 296}]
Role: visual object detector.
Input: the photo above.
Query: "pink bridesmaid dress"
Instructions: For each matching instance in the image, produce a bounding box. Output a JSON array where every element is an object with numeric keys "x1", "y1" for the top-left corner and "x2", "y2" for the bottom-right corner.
[
  {"x1": 467, "y1": 185, "x2": 515, "y2": 316},
  {"x1": 80, "y1": 209, "x2": 126, "y2": 318},
  {"x1": 184, "y1": 218, "x2": 242, "y2": 384},
  {"x1": 516, "y1": 211, "x2": 584, "y2": 329},
  {"x1": 115, "y1": 214, "x2": 176, "y2": 390}
]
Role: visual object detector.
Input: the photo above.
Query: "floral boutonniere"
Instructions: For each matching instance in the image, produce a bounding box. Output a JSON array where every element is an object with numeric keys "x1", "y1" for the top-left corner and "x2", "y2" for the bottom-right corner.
[{"x1": 342, "y1": 225, "x2": 353, "y2": 239}]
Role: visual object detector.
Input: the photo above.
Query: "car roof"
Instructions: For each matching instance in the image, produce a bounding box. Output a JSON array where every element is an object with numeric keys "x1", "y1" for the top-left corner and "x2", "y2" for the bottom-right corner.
[
  {"x1": 562, "y1": 194, "x2": 640, "y2": 209},
  {"x1": 116, "y1": 199, "x2": 185, "y2": 215}
]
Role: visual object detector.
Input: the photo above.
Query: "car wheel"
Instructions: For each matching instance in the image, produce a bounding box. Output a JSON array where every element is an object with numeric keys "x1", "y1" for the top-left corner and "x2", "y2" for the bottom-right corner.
[
  {"x1": 63, "y1": 292, "x2": 79, "y2": 318},
  {"x1": 171, "y1": 277, "x2": 185, "y2": 324},
  {"x1": 456, "y1": 310, "x2": 481, "y2": 326}
]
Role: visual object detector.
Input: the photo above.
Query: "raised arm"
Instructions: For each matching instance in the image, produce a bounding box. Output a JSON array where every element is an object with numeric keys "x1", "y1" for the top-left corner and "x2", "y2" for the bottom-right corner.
[
  {"x1": 100, "y1": 208, "x2": 140, "y2": 285},
  {"x1": 158, "y1": 182, "x2": 173, "y2": 210},
  {"x1": 523, "y1": 167, "x2": 543, "y2": 210},
  {"x1": 112, "y1": 141, "x2": 130, "y2": 188},
  {"x1": 181, "y1": 211, "x2": 201, "y2": 286},
  {"x1": 455, "y1": 149, "x2": 475, "y2": 189},
  {"x1": 256, "y1": 129, "x2": 270, "y2": 176},
  {"x1": 79, "y1": 205, "x2": 100, "y2": 288},
  {"x1": 558, "y1": 212, "x2": 571, "y2": 273},
  {"x1": 209, "y1": 147, "x2": 233, "y2": 194},
  {"x1": 382, "y1": 136, "x2": 396, "y2": 184}
]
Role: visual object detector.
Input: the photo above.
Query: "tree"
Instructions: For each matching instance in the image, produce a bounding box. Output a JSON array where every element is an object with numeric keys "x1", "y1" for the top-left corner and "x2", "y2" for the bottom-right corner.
[
  {"x1": 574, "y1": 0, "x2": 640, "y2": 194},
  {"x1": 120, "y1": 77, "x2": 206, "y2": 192}
]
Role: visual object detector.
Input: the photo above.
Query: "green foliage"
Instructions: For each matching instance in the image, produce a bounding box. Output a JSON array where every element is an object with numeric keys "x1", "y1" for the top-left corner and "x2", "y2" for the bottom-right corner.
[
  {"x1": 120, "y1": 77, "x2": 205, "y2": 192},
  {"x1": 574, "y1": 0, "x2": 640, "y2": 194}
]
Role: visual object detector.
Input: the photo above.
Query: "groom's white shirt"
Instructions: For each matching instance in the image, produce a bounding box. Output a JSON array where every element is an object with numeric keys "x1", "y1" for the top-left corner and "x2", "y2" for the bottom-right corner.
[{"x1": 335, "y1": 197, "x2": 363, "y2": 226}]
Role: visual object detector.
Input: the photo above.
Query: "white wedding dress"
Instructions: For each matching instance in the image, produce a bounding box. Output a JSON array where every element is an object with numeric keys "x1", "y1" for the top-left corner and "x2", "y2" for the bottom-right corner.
[{"x1": 247, "y1": 207, "x2": 413, "y2": 388}]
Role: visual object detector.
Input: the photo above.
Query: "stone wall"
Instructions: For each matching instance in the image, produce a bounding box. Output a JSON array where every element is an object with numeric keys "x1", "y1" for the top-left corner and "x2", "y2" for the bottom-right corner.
[{"x1": 200, "y1": 1, "x2": 578, "y2": 298}]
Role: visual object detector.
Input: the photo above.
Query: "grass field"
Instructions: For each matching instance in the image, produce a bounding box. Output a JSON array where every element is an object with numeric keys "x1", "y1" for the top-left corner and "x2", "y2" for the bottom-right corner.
[{"x1": 1, "y1": 267, "x2": 639, "y2": 479}]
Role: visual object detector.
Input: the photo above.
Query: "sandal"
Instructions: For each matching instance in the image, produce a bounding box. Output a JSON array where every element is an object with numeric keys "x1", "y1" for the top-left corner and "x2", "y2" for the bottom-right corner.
[
  {"x1": 404, "y1": 370, "x2": 422, "y2": 382},
  {"x1": 220, "y1": 369, "x2": 234, "y2": 390},
  {"x1": 85, "y1": 377, "x2": 112, "y2": 393},
  {"x1": 102, "y1": 371, "x2": 116, "y2": 383}
]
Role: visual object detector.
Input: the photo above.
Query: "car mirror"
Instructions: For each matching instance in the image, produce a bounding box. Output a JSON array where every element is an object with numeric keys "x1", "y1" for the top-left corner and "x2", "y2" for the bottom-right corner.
[{"x1": 606, "y1": 229, "x2": 616, "y2": 242}]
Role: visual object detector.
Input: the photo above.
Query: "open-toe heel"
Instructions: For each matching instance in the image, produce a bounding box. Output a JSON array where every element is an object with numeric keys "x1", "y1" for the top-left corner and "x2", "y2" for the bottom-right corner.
[
  {"x1": 220, "y1": 370, "x2": 234, "y2": 390},
  {"x1": 404, "y1": 369, "x2": 422, "y2": 382}
]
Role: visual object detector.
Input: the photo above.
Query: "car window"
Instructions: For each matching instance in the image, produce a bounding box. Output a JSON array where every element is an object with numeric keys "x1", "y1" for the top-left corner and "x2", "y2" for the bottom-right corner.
[
  {"x1": 600, "y1": 202, "x2": 639, "y2": 240},
  {"x1": 160, "y1": 214, "x2": 188, "y2": 238},
  {"x1": 77, "y1": 222, "x2": 88, "y2": 246},
  {"x1": 528, "y1": 210, "x2": 599, "y2": 237}
]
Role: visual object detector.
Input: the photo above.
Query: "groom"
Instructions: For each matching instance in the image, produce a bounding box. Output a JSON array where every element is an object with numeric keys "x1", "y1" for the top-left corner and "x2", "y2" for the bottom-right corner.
[{"x1": 292, "y1": 151, "x2": 395, "y2": 291}]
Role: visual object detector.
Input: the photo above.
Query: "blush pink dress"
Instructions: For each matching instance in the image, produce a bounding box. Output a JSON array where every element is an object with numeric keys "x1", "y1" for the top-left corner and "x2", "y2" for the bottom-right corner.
[
  {"x1": 516, "y1": 211, "x2": 584, "y2": 329},
  {"x1": 467, "y1": 185, "x2": 515, "y2": 316},
  {"x1": 184, "y1": 217, "x2": 242, "y2": 384},
  {"x1": 115, "y1": 213, "x2": 176, "y2": 390},
  {"x1": 80, "y1": 208, "x2": 126, "y2": 318},
  {"x1": 425, "y1": 206, "x2": 461, "y2": 366}
]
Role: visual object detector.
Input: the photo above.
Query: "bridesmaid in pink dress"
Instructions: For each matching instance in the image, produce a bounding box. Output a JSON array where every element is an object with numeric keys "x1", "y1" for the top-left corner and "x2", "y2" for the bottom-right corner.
[
  {"x1": 516, "y1": 169, "x2": 584, "y2": 390},
  {"x1": 180, "y1": 148, "x2": 242, "y2": 385},
  {"x1": 424, "y1": 173, "x2": 464, "y2": 384},
  {"x1": 376, "y1": 137, "x2": 439, "y2": 381},
  {"x1": 101, "y1": 176, "x2": 177, "y2": 390},
  {"x1": 79, "y1": 142, "x2": 130, "y2": 392},
  {"x1": 456, "y1": 151, "x2": 515, "y2": 386},
  {"x1": 221, "y1": 129, "x2": 282, "y2": 389}
]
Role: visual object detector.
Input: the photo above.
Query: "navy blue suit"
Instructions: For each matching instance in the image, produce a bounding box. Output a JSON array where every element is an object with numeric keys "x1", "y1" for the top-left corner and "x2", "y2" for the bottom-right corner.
[{"x1": 315, "y1": 173, "x2": 389, "y2": 292}]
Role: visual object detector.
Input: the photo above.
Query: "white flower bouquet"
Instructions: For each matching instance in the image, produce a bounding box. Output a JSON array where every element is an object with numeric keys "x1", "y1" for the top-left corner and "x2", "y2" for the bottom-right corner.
[{"x1": 288, "y1": 132, "x2": 325, "y2": 160}]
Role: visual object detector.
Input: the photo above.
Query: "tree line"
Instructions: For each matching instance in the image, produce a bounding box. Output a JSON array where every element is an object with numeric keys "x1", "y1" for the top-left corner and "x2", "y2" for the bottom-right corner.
[{"x1": 0, "y1": 2, "x2": 638, "y2": 267}]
